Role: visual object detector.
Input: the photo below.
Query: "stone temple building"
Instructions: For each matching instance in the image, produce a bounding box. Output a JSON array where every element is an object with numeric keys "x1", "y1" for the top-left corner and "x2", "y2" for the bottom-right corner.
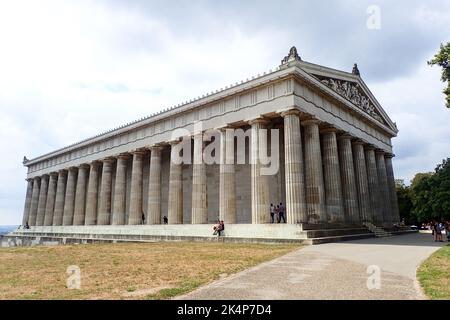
[{"x1": 15, "y1": 47, "x2": 401, "y2": 244}]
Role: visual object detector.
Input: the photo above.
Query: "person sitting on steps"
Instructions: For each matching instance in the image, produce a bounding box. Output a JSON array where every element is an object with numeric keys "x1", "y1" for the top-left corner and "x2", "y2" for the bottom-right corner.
[
  {"x1": 217, "y1": 220, "x2": 225, "y2": 237},
  {"x1": 213, "y1": 219, "x2": 220, "y2": 235}
]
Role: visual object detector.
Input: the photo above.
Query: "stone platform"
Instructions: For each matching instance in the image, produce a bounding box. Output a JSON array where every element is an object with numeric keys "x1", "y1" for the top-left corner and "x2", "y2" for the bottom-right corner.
[{"x1": 1, "y1": 224, "x2": 416, "y2": 247}]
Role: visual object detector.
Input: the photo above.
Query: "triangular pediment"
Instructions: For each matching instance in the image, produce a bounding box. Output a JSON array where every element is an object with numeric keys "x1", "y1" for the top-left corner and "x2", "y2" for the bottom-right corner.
[
  {"x1": 314, "y1": 74, "x2": 386, "y2": 124},
  {"x1": 289, "y1": 60, "x2": 398, "y2": 134}
]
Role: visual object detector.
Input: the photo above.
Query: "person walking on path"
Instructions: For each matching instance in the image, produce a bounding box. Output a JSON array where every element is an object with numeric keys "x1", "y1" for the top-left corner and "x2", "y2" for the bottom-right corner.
[{"x1": 434, "y1": 221, "x2": 443, "y2": 242}]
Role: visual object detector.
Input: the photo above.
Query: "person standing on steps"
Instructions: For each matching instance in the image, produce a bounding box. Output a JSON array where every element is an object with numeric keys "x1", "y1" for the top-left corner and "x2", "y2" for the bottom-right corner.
[
  {"x1": 278, "y1": 202, "x2": 286, "y2": 223},
  {"x1": 270, "y1": 203, "x2": 275, "y2": 223}
]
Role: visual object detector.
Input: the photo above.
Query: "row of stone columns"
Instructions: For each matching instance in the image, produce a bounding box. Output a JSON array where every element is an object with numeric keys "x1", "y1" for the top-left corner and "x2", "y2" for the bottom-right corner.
[
  {"x1": 278, "y1": 110, "x2": 399, "y2": 226},
  {"x1": 22, "y1": 149, "x2": 159, "y2": 227},
  {"x1": 22, "y1": 112, "x2": 400, "y2": 227}
]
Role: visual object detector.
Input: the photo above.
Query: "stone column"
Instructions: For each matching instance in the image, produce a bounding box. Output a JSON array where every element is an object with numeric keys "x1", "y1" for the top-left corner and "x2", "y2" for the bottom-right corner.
[
  {"x1": 321, "y1": 128, "x2": 344, "y2": 223},
  {"x1": 219, "y1": 128, "x2": 236, "y2": 224},
  {"x1": 338, "y1": 135, "x2": 360, "y2": 224},
  {"x1": 376, "y1": 151, "x2": 392, "y2": 225},
  {"x1": 28, "y1": 177, "x2": 41, "y2": 226},
  {"x1": 365, "y1": 146, "x2": 382, "y2": 225},
  {"x1": 250, "y1": 118, "x2": 270, "y2": 224},
  {"x1": 129, "y1": 151, "x2": 145, "y2": 225},
  {"x1": 85, "y1": 162, "x2": 100, "y2": 225},
  {"x1": 147, "y1": 146, "x2": 162, "y2": 225},
  {"x1": 192, "y1": 133, "x2": 207, "y2": 224},
  {"x1": 168, "y1": 141, "x2": 183, "y2": 224},
  {"x1": 282, "y1": 110, "x2": 307, "y2": 224},
  {"x1": 98, "y1": 159, "x2": 113, "y2": 225},
  {"x1": 302, "y1": 119, "x2": 326, "y2": 223},
  {"x1": 385, "y1": 154, "x2": 400, "y2": 224},
  {"x1": 43, "y1": 173, "x2": 58, "y2": 226},
  {"x1": 352, "y1": 141, "x2": 372, "y2": 223},
  {"x1": 63, "y1": 167, "x2": 78, "y2": 226},
  {"x1": 112, "y1": 155, "x2": 128, "y2": 225},
  {"x1": 35, "y1": 175, "x2": 48, "y2": 226},
  {"x1": 22, "y1": 179, "x2": 34, "y2": 226},
  {"x1": 52, "y1": 170, "x2": 67, "y2": 226},
  {"x1": 73, "y1": 164, "x2": 89, "y2": 225}
]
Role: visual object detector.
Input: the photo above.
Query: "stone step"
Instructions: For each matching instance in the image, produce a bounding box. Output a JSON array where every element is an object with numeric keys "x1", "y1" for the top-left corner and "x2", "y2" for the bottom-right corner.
[
  {"x1": 1, "y1": 234, "x2": 307, "y2": 247},
  {"x1": 300, "y1": 223, "x2": 363, "y2": 230},
  {"x1": 304, "y1": 228, "x2": 371, "y2": 238},
  {"x1": 306, "y1": 233, "x2": 376, "y2": 245}
]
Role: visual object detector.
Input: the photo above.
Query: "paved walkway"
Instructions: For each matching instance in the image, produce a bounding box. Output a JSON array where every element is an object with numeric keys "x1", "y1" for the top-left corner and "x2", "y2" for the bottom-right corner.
[{"x1": 178, "y1": 233, "x2": 445, "y2": 300}]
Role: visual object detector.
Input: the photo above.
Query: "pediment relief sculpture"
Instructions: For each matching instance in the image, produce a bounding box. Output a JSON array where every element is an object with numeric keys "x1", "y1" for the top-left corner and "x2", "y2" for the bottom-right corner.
[{"x1": 318, "y1": 77, "x2": 384, "y2": 124}]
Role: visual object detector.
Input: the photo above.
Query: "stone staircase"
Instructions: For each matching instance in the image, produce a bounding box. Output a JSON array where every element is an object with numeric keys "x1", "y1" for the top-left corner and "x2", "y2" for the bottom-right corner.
[
  {"x1": 303, "y1": 227, "x2": 375, "y2": 245},
  {"x1": 363, "y1": 222, "x2": 392, "y2": 238}
]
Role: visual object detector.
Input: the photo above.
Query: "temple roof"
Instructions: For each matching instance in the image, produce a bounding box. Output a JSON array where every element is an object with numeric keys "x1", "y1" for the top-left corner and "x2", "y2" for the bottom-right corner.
[{"x1": 24, "y1": 46, "x2": 397, "y2": 165}]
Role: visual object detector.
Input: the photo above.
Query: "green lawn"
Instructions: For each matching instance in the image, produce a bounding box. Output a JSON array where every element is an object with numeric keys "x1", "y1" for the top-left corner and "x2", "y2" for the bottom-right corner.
[{"x1": 417, "y1": 245, "x2": 450, "y2": 300}]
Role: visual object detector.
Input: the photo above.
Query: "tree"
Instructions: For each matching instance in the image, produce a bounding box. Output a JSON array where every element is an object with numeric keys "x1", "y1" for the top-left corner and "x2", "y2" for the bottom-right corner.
[
  {"x1": 395, "y1": 180, "x2": 414, "y2": 224},
  {"x1": 410, "y1": 172, "x2": 434, "y2": 222},
  {"x1": 431, "y1": 158, "x2": 450, "y2": 217},
  {"x1": 428, "y1": 42, "x2": 450, "y2": 108},
  {"x1": 409, "y1": 158, "x2": 450, "y2": 222}
]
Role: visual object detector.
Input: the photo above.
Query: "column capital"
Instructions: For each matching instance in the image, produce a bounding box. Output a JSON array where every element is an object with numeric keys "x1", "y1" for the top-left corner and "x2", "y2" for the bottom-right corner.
[
  {"x1": 101, "y1": 157, "x2": 115, "y2": 164},
  {"x1": 33, "y1": 176, "x2": 41, "y2": 182},
  {"x1": 215, "y1": 125, "x2": 235, "y2": 133},
  {"x1": 364, "y1": 144, "x2": 376, "y2": 151},
  {"x1": 279, "y1": 108, "x2": 301, "y2": 117},
  {"x1": 49, "y1": 172, "x2": 59, "y2": 178},
  {"x1": 58, "y1": 169, "x2": 67, "y2": 175},
  {"x1": 89, "y1": 160, "x2": 102, "y2": 167},
  {"x1": 301, "y1": 118, "x2": 321, "y2": 127},
  {"x1": 40, "y1": 174, "x2": 49, "y2": 179},
  {"x1": 320, "y1": 127, "x2": 338, "y2": 134},
  {"x1": 116, "y1": 153, "x2": 131, "y2": 160},
  {"x1": 337, "y1": 133, "x2": 354, "y2": 141},
  {"x1": 146, "y1": 143, "x2": 164, "y2": 152},
  {"x1": 375, "y1": 149, "x2": 385, "y2": 156},
  {"x1": 67, "y1": 166, "x2": 78, "y2": 173},
  {"x1": 130, "y1": 148, "x2": 147, "y2": 155},
  {"x1": 78, "y1": 164, "x2": 90, "y2": 170},
  {"x1": 352, "y1": 139, "x2": 365, "y2": 146},
  {"x1": 385, "y1": 153, "x2": 395, "y2": 159},
  {"x1": 168, "y1": 139, "x2": 181, "y2": 146},
  {"x1": 26, "y1": 178, "x2": 33, "y2": 182},
  {"x1": 247, "y1": 117, "x2": 270, "y2": 126},
  {"x1": 192, "y1": 132, "x2": 204, "y2": 139}
]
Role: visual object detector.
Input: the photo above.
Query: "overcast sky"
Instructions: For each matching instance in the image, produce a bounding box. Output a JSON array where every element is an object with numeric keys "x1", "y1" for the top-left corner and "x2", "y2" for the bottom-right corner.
[{"x1": 1, "y1": 0, "x2": 449, "y2": 225}]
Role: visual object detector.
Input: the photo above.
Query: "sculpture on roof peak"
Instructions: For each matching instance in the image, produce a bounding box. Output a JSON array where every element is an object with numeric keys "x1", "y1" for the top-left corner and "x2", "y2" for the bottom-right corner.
[
  {"x1": 281, "y1": 46, "x2": 302, "y2": 65},
  {"x1": 352, "y1": 63, "x2": 360, "y2": 76}
]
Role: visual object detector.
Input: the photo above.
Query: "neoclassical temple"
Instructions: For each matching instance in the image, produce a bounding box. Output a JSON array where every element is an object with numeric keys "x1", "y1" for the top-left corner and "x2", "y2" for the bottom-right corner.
[{"x1": 18, "y1": 47, "x2": 400, "y2": 242}]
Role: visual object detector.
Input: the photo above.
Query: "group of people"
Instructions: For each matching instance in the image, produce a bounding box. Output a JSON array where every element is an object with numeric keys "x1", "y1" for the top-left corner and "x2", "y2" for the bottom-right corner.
[
  {"x1": 18, "y1": 222, "x2": 30, "y2": 230},
  {"x1": 270, "y1": 203, "x2": 286, "y2": 223},
  {"x1": 427, "y1": 220, "x2": 450, "y2": 242}
]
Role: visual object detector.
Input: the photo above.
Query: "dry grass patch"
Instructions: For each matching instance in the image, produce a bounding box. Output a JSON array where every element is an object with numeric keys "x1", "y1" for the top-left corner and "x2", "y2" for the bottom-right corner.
[
  {"x1": 417, "y1": 245, "x2": 450, "y2": 300},
  {"x1": 0, "y1": 242, "x2": 300, "y2": 300}
]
